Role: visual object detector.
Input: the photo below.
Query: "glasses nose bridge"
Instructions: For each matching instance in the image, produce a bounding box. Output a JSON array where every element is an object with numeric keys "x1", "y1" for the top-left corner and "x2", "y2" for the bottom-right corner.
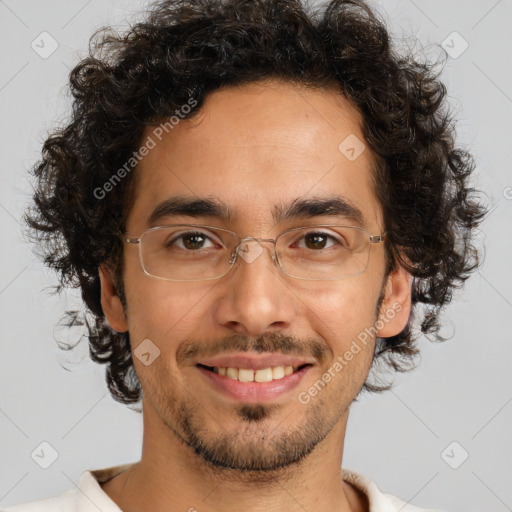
[
  {"x1": 229, "y1": 236, "x2": 278, "y2": 267},
  {"x1": 240, "y1": 236, "x2": 278, "y2": 253},
  {"x1": 240, "y1": 236, "x2": 277, "y2": 245}
]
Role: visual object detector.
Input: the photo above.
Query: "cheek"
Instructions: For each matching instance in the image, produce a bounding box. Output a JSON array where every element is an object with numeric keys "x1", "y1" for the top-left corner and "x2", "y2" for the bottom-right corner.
[
  {"x1": 296, "y1": 277, "x2": 381, "y2": 355},
  {"x1": 123, "y1": 276, "x2": 217, "y2": 348},
  {"x1": 124, "y1": 280, "x2": 213, "y2": 391},
  {"x1": 292, "y1": 282, "x2": 380, "y2": 407}
]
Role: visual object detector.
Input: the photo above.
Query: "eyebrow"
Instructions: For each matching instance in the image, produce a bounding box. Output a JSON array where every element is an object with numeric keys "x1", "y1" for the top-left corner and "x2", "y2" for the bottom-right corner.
[{"x1": 147, "y1": 195, "x2": 365, "y2": 227}]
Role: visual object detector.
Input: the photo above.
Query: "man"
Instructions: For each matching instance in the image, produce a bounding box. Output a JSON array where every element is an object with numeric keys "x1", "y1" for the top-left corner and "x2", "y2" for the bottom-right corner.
[{"x1": 7, "y1": 0, "x2": 485, "y2": 511}]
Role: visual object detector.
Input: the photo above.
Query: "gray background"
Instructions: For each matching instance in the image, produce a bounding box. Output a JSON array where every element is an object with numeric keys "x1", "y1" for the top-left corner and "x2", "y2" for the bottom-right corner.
[{"x1": 1, "y1": 0, "x2": 511, "y2": 510}]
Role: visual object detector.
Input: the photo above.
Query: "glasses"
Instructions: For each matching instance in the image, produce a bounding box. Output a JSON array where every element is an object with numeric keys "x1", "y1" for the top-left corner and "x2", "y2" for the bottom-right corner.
[{"x1": 124, "y1": 224, "x2": 385, "y2": 282}]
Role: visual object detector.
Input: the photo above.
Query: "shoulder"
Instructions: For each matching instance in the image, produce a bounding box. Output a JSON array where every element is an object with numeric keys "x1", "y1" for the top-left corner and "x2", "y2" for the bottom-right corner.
[
  {"x1": 384, "y1": 493, "x2": 447, "y2": 512},
  {"x1": 2, "y1": 488, "x2": 79, "y2": 512},
  {"x1": 2, "y1": 463, "x2": 134, "y2": 512},
  {"x1": 342, "y1": 467, "x2": 447, "y2": 512}
]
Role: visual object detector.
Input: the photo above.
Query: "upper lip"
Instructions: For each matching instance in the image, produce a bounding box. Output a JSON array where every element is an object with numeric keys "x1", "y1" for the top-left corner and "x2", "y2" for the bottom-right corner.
[{"x1": 195, "y1": 353, "x2": 315, "y2": 371}]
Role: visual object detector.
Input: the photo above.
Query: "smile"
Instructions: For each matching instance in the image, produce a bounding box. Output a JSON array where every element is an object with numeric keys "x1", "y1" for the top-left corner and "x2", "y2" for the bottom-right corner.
[
  {"x1": 197, "y1": 364, "x2": 311, "y2": 382},
  {"x1": 195, "y1": 363, "x2": 313, "y2": 402}
]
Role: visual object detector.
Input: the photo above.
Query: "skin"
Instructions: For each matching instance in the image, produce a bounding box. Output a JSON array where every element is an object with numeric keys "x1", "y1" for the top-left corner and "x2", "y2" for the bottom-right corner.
[{"x1": 99, "y1": 79, "x2": 412, "y2": 512}]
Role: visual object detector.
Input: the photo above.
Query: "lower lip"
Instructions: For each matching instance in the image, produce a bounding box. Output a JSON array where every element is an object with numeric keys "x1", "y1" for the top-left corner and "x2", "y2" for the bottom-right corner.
[{"x1": 196, "y1": 365, "x2": 312, "y2": 403}]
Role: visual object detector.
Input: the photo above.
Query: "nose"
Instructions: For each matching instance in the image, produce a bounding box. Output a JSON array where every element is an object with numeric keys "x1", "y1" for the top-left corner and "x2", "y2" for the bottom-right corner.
[{"x1": 212, "y1": 240, "x2": 298, "y2": 336}]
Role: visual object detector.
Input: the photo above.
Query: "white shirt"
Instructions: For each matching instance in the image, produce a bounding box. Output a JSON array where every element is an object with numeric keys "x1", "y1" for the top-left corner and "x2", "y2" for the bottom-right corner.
[{"x1": 3, "y1": 463, "x2": 444, "y2": 512}]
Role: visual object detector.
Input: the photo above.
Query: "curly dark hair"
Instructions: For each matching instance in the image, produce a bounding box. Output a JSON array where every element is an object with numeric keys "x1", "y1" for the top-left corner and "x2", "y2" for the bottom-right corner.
[{"x1": 25, "y1": 0, "x2": 486, "y2": 405}]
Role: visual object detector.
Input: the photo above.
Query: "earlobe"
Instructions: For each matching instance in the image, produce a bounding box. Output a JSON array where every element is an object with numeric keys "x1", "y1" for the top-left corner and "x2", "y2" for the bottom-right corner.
[
  {"x1": 376, "y1": 264, "x2": 412, "y2": 338},
  {"x1": 98, "y1": 265, "x2": 128, "y2": 333}
]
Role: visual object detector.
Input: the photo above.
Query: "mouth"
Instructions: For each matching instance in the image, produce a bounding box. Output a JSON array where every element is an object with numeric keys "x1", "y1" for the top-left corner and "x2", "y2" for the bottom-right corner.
[
  {"x1": 195, "y1": 362, "x2": 314, "y2": 402},
  {"x1": 196, "y1": 363, "x2": 312, "y2": 383}
]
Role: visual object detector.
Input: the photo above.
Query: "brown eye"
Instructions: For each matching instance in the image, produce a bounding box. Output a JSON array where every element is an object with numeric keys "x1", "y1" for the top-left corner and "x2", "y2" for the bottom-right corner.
[
  {"x1": 304, "y1": 233, "x2": 329, "y2": 250},
  {"x1": 167, "y1": 231, "x2": 215, "y2": 251},
  {"x1": 296, "y1": 231, "x2": 342, "y2": 250},
  {"x1": 182, "y1": 233, "x2": 207, "y2": 250}
]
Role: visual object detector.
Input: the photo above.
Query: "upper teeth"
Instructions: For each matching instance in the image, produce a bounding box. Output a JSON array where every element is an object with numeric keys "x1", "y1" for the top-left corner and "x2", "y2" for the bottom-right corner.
[{"x1": 213, "y1": 366, "x2": 297, "y2": 382}]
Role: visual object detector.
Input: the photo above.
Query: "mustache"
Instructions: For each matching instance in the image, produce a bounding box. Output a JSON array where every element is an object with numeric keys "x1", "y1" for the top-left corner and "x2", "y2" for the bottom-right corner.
[{"x1": 176, "y1": 332, "x2": 329, "y2": 366}]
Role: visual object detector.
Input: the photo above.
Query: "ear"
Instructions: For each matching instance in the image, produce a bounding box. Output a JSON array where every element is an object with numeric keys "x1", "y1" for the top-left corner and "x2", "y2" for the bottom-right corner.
[
  {"x1": 98, "y1": 265, "x2": 128, "y2": 333},
  {"x1": 376, "y1": 263, "x2": 412, "y2": 338}
]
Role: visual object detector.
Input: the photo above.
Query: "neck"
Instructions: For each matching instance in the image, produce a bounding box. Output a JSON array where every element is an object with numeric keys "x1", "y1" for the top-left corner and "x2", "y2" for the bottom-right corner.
[{"x1": 101, "y1": 401, "x2": 367, "y2": 512}]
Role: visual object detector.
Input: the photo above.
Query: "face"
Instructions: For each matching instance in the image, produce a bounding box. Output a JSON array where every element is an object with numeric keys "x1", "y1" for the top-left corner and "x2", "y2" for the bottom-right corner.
[{"x1": 100, "y1": 79, "x2": 411, "y2": 474}]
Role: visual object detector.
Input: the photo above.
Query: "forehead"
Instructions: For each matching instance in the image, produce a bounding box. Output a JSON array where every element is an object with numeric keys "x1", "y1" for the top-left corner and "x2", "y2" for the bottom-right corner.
[{"x1": 127, "y1": 79, "x2": 382, "y2": 233}]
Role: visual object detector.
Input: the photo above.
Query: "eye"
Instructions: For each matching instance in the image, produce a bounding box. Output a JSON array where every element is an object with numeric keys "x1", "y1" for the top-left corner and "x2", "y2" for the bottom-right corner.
[
  {"x1": 168, "y1": 231, "x2": 217, "y2": 251},
  {"x1": 295, "y1": 231, "x2": 341, "y2": 250}
]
